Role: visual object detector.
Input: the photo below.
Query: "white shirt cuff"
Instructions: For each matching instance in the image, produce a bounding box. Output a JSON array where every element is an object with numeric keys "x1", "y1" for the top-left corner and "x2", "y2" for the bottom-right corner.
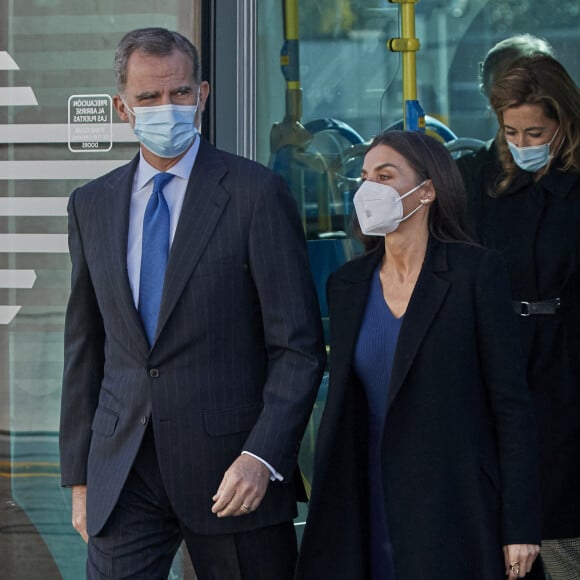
[{"x1": 241, "y1": 451, "x2": 284, "y2": 481}]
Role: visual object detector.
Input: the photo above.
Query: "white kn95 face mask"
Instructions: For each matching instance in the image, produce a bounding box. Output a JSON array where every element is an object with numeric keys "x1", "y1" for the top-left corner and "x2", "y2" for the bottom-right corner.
[{"x1": 353, "y1": 179, "x2": 427, "y2": 236}]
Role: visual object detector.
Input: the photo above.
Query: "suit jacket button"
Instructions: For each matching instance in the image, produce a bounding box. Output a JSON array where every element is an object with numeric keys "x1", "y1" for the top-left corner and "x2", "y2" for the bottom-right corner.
[
  {"x1": 149, "y1": 368, "x2": 160, "y2": 378},
  {"x1": 141, "y1": 416, "x2": 148, "y2": 425}
]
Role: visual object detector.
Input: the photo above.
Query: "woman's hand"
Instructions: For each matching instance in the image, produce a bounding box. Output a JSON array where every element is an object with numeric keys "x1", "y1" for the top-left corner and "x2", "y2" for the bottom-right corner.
[{"x1": 503, "y1": 544, "x2": 540, "y2": 577}]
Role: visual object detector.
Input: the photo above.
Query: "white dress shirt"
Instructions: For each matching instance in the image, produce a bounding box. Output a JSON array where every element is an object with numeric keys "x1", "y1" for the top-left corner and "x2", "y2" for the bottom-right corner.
[{"x1": 127, "y1": 136, "x2": 200, "y2": 306}]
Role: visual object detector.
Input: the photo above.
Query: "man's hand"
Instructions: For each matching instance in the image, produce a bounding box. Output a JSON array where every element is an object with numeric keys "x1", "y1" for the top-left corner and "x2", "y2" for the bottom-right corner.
[
  {"x1": 72, "y1": 485, "x2": 88, "y2": 543},
  {"x1": 211, "y1": 454, "x2": 270, "y2": 518}
]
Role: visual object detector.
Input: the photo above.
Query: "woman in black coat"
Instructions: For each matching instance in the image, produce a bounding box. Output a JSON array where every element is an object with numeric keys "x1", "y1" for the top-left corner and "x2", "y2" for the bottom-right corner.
[
  {"x1": 458, "y1": 55, "x2": 580, "y2": 580},
  {"x1": 295, "y1": 130, "x2": 541, "y2": 580}
]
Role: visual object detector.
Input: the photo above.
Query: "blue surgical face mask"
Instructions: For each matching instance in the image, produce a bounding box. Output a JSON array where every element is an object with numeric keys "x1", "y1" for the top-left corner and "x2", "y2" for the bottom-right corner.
[
  {"x1": 122, "y1": 95, "x2": 199, "y2": 158},
  {"x1": 506, "y1": 127, "x2": 559, "y2": 173}
]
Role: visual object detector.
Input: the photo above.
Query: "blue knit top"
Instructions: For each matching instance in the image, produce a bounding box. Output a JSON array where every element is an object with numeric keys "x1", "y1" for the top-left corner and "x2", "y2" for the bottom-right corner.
[{"x1": 353, "y1": 265, "x2": 403, "y2": 580}]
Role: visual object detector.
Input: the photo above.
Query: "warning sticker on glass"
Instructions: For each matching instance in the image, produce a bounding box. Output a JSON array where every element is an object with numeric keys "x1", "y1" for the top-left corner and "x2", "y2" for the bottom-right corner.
[{"x1": 68, "y1": 94, "x2": 113, "y2": 152}]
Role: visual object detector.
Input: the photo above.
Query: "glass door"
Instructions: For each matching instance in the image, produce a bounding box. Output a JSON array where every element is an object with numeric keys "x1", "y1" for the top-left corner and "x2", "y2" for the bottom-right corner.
[{"x1": 0, "y1": 3, "x2": 200, "y2": 578}]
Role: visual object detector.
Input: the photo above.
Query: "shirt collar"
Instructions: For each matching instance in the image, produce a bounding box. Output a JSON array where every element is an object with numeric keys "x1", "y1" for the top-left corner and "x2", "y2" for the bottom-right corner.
[{"x1": 134, "y1": 134, "x2": 200, "y2": 190}]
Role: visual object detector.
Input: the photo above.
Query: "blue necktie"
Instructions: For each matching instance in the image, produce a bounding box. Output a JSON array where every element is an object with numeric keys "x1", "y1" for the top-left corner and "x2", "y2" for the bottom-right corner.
[{"x1": 139, "y1": 172, "x2": 174, "y2": 345}]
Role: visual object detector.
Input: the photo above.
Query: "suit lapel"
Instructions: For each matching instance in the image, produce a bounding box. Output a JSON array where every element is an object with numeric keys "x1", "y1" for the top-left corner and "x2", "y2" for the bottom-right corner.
[
  {"x1": 155, "y1": 140, "x2": 230, "y2": 341},
  {"x1": 386, "y1": 239, "x2": 450, "y2": 412},
  {"x1": 98, "y1": 156, "x2": 151, "y2": 358}
]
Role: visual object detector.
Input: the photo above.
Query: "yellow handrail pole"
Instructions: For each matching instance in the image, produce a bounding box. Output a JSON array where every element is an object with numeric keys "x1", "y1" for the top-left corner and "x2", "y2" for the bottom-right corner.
[
  {"x1": 282, "y1": 0, "x2": 302, "y2": 122},
  {"x1": 387, "y1": 0, "x2": 424, "y2": 131},
  {"x1": 401, "y1": 1, "x2": 417, "y2": 104},
  {"x1": 280, "y1": 0, "x2": 330, "y2": 232}
]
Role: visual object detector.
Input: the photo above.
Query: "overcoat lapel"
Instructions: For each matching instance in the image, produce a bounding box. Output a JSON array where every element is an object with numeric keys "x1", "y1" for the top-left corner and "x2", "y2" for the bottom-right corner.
[
  {"x1": 331, "y1": 240, "x2": 450, "y2": 415},
  {"x1": 155, "y1": 140, "x2": 230, "y2": 341},
  {"x1": 328, "y1": 247, "x2": 383, "y2": 403},
  {"x1": 98, "y1": 156, "x2": 151, "y2": 358},
  {"x1": 386, "y1": 239, "x2": 449, "y2": 412}
]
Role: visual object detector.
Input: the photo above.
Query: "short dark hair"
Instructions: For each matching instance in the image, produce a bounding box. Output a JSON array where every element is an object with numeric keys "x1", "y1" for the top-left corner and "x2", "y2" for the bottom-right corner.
[
  {"x1": 114, "y1": 27, "x2": 201, "y2": 93},
  {"x1": 354, "y1": 130, "x2": 472, "y2": 251},
  {"x1": 479, "y1": 34, "x2": 554, "y2": 99}
]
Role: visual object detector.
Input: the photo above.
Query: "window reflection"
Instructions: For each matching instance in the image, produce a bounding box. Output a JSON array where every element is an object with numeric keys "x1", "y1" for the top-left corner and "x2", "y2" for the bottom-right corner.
[{"x1": 0, "y1": 2, "x2": 196, "y2": 578}]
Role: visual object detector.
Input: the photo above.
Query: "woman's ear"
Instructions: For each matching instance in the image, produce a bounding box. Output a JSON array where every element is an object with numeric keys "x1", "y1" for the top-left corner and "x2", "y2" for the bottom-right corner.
[{"x1": 420, "y1": 180, "x2": 436, "y2": 204}]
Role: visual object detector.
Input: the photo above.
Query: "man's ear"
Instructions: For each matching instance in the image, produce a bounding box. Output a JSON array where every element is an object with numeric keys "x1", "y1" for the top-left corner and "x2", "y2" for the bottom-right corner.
[
  {"x1": 113, "y1": 95, "x2": 131, "y2": 123},
  {"x1": 195, "y1": 81, "x2": 210, "y2": 130},
  {"x1": 197, "y1": 82, "x2": 210, "y2": 113}
]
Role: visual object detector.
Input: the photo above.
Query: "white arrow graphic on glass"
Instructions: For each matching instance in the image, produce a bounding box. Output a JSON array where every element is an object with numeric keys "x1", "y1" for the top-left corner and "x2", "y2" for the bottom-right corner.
[
  {"x1": 0, "y1": 52, "x2": 129, "y2": 325},
  {"x1": 0, "y1": 197, "x2": 68, "y2": 216},
  {"x1": 0, "y1": 87, "x2": 38, "y2": 106},
  {"x1": 0, "y1": 159, "x2": 128, "y2": 180},
  {"x1": 0, "y1": 234, "x2": 68, "y2": 253},
  {"x1": 0, "y1": 270, "x2": 37, "y2": 324},
  {"x1": 0, "y1": 269, "x2": 37, "y2": 288},
  {"x1": 0, "y1": 51, "x2": 19, "y2": 70},
  {"x1": 0, "y1": 306, "x2": 21, "y2": 325},
  {"x1": 0, "y1": 53, "x2": 33, "y2": 323},
  {"x1": 0, "y1": 123, "x2": 136, "y2": 143}
]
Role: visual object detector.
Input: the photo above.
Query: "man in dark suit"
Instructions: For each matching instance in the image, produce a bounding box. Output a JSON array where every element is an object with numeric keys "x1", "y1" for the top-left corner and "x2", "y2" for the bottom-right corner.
[{"x1": 59, "y1": 27, "x2": 325, "y2": 579}]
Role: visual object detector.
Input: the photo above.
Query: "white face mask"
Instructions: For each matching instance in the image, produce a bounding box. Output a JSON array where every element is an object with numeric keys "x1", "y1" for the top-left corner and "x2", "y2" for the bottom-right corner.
[
  {"x1": 507, "y1": 127, "x2": 559, "y2": 173},
  {"x1": 353, "y1": 180, "x2": 427, "y2": 236},
  {"x1": 122, "y1": 94, "x2": 199, "y2": 158}
]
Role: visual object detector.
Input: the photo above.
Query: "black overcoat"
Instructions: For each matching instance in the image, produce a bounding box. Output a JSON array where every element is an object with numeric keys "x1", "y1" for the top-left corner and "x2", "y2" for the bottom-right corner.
[
  {"x1": 459, "y1": 143, "x2": 580, "y2": 539},
  {"x1": 296, "y1": 238, "x2": 541, "y2": 579}
]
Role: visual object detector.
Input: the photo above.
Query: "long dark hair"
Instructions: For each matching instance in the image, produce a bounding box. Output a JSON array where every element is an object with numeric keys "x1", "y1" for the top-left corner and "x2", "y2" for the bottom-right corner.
[{"x1": 354, "y1": 130, "x2": 473, "y2": 251}]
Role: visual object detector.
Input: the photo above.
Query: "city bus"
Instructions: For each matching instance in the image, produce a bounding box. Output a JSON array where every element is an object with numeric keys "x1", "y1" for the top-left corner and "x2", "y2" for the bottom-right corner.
[{"x1": 1, "y1": 1, "x2": 578, "y2": 577}]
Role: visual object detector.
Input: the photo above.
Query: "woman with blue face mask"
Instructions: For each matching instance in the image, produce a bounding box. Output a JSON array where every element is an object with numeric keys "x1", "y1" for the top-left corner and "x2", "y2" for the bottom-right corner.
[
  {"x1": 296, "y1": 130, "x2": 541, "y2": 580},
  {"x1": 467, "y1": 55, "x2": 580, "y2": 580}
]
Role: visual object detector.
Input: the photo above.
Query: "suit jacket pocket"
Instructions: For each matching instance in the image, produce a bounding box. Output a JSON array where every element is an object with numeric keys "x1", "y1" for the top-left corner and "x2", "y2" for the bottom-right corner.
[
  {"x1": 91, "y1": 406, "x2": 119, "y2": 437},
  {"x1": 203, "y1": 402, "x2": 262, "y2": 437}
]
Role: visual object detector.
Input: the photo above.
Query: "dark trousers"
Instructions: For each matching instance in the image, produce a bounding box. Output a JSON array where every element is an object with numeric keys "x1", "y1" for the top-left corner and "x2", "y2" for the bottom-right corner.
[{"x1": 87, "y1": 426, "x2": 297, "y2": 580}]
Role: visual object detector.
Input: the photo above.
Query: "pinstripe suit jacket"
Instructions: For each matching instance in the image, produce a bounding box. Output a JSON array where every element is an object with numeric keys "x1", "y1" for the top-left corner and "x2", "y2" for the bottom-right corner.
[{"x1": 59, "y1": 138, "x2": 326, "y2": 536}]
